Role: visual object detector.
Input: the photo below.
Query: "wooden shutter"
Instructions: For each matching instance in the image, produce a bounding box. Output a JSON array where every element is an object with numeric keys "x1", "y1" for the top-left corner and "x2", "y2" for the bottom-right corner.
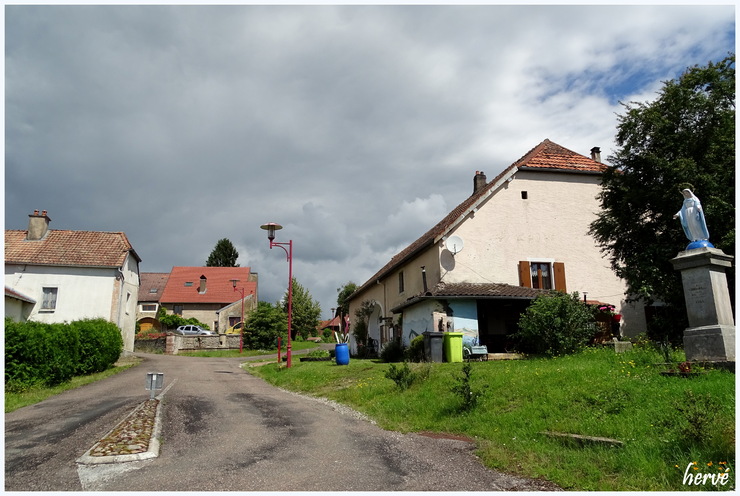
[
  {"x1": 518, "y1": 261, "x2": 531, "y2": 288},
  {"x1": 553, "y1": 262, "x2": 566, "y2": 292}
]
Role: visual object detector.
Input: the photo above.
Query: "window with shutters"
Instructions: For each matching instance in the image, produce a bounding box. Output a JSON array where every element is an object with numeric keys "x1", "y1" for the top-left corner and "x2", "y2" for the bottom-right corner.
[
  {"x1": 518, "y1": 261, "x2": 567, "y2": 292},
  {"x1": 41, "y1": 287, "x2": 58, "y2": 311}
]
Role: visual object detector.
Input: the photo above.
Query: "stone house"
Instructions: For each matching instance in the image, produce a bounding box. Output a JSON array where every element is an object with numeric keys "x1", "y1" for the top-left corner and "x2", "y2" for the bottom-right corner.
[
  {"x1": 158, "y1": 266, "x2": 258, "y2": 333},
  {"x1": 347, "y1": 139, "x2": 646, "y2": 353}
]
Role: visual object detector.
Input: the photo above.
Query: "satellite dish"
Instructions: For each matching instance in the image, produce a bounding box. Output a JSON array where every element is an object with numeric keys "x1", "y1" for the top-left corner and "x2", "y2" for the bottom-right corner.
[{"x1": 445, "y1": 235, "x2": 464, "y2": 255}]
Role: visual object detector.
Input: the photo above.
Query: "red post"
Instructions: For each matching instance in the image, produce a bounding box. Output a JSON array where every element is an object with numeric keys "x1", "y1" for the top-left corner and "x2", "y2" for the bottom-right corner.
[{"x1": 277, "y1": 336, "x2": 282, "y2": 365}]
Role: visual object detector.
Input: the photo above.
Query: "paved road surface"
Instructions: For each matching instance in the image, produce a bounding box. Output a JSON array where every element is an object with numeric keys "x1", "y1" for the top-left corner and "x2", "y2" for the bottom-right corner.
[{"x1": 5, "y1": 353, "x2": 559, "y2": 491}]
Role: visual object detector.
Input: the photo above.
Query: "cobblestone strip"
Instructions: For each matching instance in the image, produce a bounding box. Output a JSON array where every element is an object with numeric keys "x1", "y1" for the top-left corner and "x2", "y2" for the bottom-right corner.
[{"x1": 76, "y1": 399, "x2": 161, "y2": 465}]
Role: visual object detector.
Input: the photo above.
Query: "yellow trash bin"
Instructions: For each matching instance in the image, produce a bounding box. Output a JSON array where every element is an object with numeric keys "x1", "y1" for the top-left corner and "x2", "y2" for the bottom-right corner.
[{"x1": 443, "y1": 332, "x2": 464, "y2": 362}]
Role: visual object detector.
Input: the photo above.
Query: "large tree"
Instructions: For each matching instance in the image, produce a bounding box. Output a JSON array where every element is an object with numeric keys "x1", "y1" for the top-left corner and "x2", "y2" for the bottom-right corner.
[
  {"x1": 244, "y1": 301, "x2": 286, "y2": 350},
  {"x1": 590, "y1": 54, "x2": 735, "y2": 343},
  {"x1": 282, "y1": 278, "x2": 321, "y2": 340},
  {"x1": 336, "y1": 281, "x2": 358, "y2": 333},
  {"x1": 205, "y1": 238, "x2": 240, "y2": 267}
]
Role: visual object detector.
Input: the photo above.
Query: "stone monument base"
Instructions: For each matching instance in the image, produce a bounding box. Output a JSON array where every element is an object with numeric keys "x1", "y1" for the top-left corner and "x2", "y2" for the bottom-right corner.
[{"x1": 684, "y1": 324, "x2": 735, "y2": 362}]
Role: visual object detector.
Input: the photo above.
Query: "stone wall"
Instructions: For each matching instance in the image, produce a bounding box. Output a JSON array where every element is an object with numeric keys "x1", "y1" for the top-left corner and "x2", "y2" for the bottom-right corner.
[{"x1": 165, "y1": 333, "x2": 243, "y2": 354}]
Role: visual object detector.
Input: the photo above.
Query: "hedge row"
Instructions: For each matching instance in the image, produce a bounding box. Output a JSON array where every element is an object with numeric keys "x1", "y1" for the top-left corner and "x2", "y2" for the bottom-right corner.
[{"x1": 5, "y1": 318, "x2": 123, "y2": 392}]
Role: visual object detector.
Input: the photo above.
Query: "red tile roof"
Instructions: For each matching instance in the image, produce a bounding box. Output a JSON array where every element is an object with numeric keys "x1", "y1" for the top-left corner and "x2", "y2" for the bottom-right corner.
[
  {"x1": 351, "y1": 139, "x2": 606, "y2": 299},
  {"x1": 5, "y1": 229, "x2": 140, "y2": 267},
  {"x1": 160, "y1": 266, "x2": 256, "y2": 304},
  {"x1": 139, "y1": 273, "x2": 170, "y2": 302}
]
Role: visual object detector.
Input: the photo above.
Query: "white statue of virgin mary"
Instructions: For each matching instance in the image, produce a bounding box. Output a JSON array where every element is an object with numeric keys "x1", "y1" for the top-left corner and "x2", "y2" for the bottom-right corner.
[{"x1": 673, "y1": 189, "x2": 710, "y2": 242}]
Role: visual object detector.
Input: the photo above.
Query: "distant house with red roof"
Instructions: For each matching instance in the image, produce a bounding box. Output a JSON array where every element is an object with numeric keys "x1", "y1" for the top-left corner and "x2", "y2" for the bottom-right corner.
[
  {"x1": 5, "y1": 210, "x2": 141, "y2": 352},
  {"x1": 136, "y1": 272, "x2": 170, "y2": 333},
  {"x1": 158, "y1": 266, "x2": 258, "y2": 332},
  {"x1": 347, "y1": 139, "x2": 646, "y2": 354}
]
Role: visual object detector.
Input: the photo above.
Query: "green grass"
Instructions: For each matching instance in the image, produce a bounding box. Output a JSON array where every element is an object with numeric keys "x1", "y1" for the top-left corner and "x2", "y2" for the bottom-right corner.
[
  {"x1": 249, "y1": 346, "x2": 735, "y2": 491},
  {"x1": 178, "y1": 340, "x2": 320, "y2": 357},
  {"x1": 4, "y1": 355, "x2": 142, "y2": 413}
]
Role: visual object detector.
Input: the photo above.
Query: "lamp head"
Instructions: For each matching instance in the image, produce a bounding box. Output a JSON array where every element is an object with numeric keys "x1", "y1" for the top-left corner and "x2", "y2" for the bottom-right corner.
[
  {"x1": 260, "y1": 222, "x2": 283, "y2": 241},
  {"x1": 230, "y1": 279, "x2": 239, "y2": 288}
]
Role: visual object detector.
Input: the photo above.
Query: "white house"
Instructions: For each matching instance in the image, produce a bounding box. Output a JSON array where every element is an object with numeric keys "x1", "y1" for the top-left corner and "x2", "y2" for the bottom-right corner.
[
  {"x1": 5, "y1": 210, "x2": 141, "y2": 352},
  {"x1": 347, "y1": 140, "x2": 646, "y2": 353}
]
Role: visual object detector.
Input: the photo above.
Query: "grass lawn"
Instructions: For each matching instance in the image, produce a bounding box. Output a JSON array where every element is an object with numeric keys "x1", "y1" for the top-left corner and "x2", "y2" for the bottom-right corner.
[
  {"x1": 249, "y1": 345, "x2": 735, "y2": 491},
  {"x1": 4, "y1": 355, "x2": 142, "y2": 413}
]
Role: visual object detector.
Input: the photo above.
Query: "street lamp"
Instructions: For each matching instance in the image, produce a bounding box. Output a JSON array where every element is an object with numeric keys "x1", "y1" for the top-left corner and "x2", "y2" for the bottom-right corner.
[
  {"x1": 260, "y1": 222, "x2": 293, "y2": 368},
  {"x1": 230, "y1": 279, "x2": 246, "y2": 353}
]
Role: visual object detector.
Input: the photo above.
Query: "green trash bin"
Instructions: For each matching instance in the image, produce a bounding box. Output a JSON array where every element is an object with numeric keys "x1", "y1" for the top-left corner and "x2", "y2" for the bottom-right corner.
[{"x1": 443, "y1": 332, "x2": 463, "y2": 362}]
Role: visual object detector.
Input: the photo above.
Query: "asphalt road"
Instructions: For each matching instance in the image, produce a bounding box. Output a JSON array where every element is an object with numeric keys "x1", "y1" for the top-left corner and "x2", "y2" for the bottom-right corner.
[{"x1": 5, "y1": 352, "x2": 560, "y2": 492}]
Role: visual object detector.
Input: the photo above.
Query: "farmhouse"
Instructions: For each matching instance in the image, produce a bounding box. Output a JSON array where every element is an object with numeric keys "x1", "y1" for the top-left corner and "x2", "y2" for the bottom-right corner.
[
  {"x1": 5, "y1": 210, "x2": 141, "y2": 352},
  {"x1": 347, "y1": 139, "x2": 646, "y2": 353}
]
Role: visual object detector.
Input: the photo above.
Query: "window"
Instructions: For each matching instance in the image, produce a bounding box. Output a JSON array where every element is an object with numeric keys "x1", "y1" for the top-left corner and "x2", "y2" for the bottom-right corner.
[
  {"x1": 174, "y1": 305, "x2": 183, "y2": 315},
  {"x1": 398, "y1": 271, "x2": 405, "y2": 294},
  {"x1": 126, "y1": 292, "x2": 131, "y2": 314},
  {"x1": 518, "y1": 261, "x2": 566, "y2": 292},
  {"x1": 142, "y1": 304, "x2": 157, "y2": 312},
  {"x1": 530, "y1": 262, "x2": 552, "y2": 290},
  {"x1": 41, "y1": 287, "x2": 58, "y2": 310},
  {"x1": 149, "y1": 288, "x2": 158, "y2": 294},
  {"x1": 184, "y1": 282, "x2": 193, "y2": 287}
]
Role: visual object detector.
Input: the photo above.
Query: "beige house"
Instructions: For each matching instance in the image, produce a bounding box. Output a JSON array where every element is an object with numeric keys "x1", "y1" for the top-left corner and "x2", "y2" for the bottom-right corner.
[{"x1": 347, "y1": 139, "x2": 646, "y2": 353}]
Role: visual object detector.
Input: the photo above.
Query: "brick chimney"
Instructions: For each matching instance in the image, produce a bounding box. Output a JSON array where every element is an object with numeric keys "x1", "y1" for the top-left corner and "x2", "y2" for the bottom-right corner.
[
  {"x1": 27, "y1": 210, "x2": 51, "y2": 241},
  {"x1": 473, "y1": 171, "x2": 487, "y2": 194},
  {"x1": 590, "y1": 147, "x2": 601, "y2": 163}
]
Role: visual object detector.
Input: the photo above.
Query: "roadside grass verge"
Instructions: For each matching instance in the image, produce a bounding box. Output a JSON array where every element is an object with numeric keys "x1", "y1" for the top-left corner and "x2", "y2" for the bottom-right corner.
[
  {"x1": 248, "y1": 346, "x2": 735, "y2": 491},
  {"x1": 5, "y1": 355, "x2": 142, "y2": 413}
]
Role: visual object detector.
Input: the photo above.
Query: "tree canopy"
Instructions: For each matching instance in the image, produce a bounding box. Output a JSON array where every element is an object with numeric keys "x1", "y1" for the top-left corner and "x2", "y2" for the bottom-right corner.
[
  {"x1": 205, "y1": 238, "x2": 240, "y2": 267},
  {"x1": 590, "y1": 54, "x2": 735, "y2": 342},
  {"x1": 244, "y1": 301, "x2": 286, "y2": 350},
  {"x1": 282, "y1": 278, "x2": 321, "y2": 340}
]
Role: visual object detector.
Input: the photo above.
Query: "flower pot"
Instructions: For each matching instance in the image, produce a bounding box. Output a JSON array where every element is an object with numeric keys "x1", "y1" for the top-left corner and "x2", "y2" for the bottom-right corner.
[{"x1": 335, "y1": 343, "x2": 350, "y2": 365}]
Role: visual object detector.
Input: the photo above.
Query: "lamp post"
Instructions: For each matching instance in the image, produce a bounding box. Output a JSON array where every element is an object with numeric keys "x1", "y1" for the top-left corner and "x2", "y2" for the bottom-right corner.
[
  {"x1": 230, "y1": 279, "x2": 246, "y2": 353},
  {"x1": 260, "y1": 222, "x2": 293, "y2": 368}
]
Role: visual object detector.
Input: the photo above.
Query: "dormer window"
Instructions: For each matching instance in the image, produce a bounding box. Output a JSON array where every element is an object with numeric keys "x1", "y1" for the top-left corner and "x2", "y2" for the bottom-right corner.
[{"x1": 184, "y1": 282, "x2": 194, "y2": 287}]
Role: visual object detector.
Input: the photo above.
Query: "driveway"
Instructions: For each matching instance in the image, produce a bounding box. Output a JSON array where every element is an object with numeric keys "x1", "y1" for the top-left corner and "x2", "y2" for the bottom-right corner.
[{"x1": 5, "y1": 353, "x2": 559, "y2": 491}]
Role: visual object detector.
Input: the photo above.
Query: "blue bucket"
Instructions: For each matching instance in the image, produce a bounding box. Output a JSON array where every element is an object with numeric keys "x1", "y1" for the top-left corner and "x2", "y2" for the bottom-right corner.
[{"x1": 335, "y1": 343, "x2": 350, "y2": 365}]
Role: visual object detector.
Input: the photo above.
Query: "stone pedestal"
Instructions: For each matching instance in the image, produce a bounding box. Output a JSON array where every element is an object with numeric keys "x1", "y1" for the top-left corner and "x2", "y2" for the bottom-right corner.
[{"x1": 671, "y1": 247, "x2": 735, "y2": 362}]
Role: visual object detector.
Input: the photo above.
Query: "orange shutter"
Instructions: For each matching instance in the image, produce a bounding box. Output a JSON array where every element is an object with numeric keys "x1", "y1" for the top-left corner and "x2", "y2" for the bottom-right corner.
[
  {"x1": 518, "y1": 261, "x2": 531, "y2": 288},
  {"x1": 554, "y1": 262, "x2": 566, "y2": 292}
]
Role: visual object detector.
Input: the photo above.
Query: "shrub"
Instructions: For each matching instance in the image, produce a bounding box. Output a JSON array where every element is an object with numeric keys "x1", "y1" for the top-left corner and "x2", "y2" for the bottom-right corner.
[
  {"x1": 405, "y1": 334, "x2": 425, "y2": 362},
  {"x1": 450, "y1": 362, "x2": 485, "y2": 412},
  {"x1": 380, "y1": 337, "x2": 405, "y2": 363},
  {"x1": 514, "y1": 291, "x2": 596, "y2": 356},
  {"x1": 385, "y1": 362, "x2": 416, "y2": 390},
  {"x1": 5, "y1": 318, "x2": 122, "y2": 391}
]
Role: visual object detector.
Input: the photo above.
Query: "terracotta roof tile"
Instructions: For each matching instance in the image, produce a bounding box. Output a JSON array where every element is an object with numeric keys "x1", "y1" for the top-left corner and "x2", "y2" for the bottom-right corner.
[
  {"x1": 5, "y1": 229, "x2": 140, "y2": 267},
  {"x1": 160, "y1": 266, "x2": 256, "y2": 304},
  {"x1": 139, "y1": 273, "x2": 170, "y2": 302}
]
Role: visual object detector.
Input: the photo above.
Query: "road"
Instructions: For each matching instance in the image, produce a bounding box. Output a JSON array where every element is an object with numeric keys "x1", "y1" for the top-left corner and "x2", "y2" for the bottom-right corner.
[{"x1": 5, "y1": 352, "x2": 560, "y2": 491}]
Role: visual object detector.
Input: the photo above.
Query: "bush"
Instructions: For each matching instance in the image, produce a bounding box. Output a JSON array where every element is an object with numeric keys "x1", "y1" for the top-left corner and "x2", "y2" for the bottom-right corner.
[
  {"x1": 513, "y1": 291, "x2": 596, "y2": 356},
  {"x1": 384, "y1": 362, "x2": 416, "y2": 390},
  {"x1": 450, "y1": 362, "x2": 485, "y2": 412},
  {"x1": 380, "y1": 337, "x2": 405, "y2": 363},
  {"x1": 405, "y1": 335, "x2": 425, "y2": 362},
  {"x1": 5, "y1": 318, "x2": 122, "y2": 391}
]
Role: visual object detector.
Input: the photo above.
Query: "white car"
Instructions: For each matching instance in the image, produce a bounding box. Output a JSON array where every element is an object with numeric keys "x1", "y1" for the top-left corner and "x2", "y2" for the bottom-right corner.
[{"x1": 174, "y1": 325, "x2": 213, "y2": 336}]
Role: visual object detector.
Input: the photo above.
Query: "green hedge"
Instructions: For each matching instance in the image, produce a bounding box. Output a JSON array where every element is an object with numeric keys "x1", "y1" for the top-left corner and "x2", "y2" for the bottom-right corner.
[{"x1": 5, "y1": 318, "x2": 123, "y2": 391}]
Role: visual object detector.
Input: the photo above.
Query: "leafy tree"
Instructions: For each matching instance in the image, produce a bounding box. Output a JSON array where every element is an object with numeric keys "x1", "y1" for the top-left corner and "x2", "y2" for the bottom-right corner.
[
  {"x1": 282, "y1": 278, "x2": 321, "y2": 340},
  {"x1": 590, "y1": 54, "x2": 735, "y2": 344},
  {"x1": 514, "y1": 292, "x2": 596, "y2": 356},
  {"x1": 205, "y1": 238, "x2": 240, "y2": 267},
  {"x1": 244, "y1": 301, "x2": 287, "y2": 350}
]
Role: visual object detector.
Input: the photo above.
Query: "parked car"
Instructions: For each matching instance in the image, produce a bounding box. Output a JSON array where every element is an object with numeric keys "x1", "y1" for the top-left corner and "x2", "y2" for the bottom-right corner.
[
  {"x1": 174, "y1": 325, "x2": 213, "y2": 336},
  {"x1": 225, "y1": 322, "x2": 244, "y2": 335}
]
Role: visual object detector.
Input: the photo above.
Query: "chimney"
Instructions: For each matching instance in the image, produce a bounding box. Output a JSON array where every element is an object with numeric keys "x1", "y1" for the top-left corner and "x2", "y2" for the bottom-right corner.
[
  {"x1": 26, "y1": 210, "x2": 51, "y2": 241},
  {"x1": 590, "y1": 147, "x2": 601, "y2": 163},
  {"x1": 473, "y1": 171, "x2": 487, "y2": 194},
  {"x1": 199, "y1": 275, "x2": 207, "y2": 294}
]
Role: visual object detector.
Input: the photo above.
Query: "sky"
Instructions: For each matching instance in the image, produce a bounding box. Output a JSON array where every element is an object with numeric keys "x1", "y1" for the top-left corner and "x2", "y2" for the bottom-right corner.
[{"x1": 4, "y1": 3, "x2": 736, "y2": 319}]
